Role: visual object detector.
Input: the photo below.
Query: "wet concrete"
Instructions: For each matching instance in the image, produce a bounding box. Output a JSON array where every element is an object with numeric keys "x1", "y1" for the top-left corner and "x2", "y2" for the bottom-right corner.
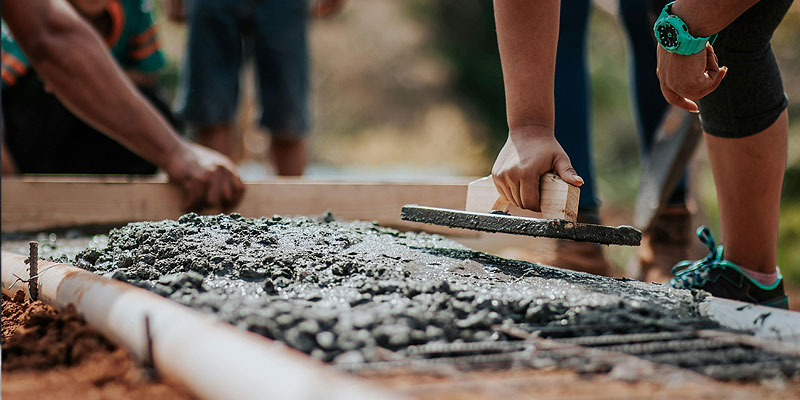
[
  {"x1": 55, "y1": 213, "x2": 703, "y2": 364},
  {"x1": 401, "y1": 205, "x2": 642, "y2": 246}
]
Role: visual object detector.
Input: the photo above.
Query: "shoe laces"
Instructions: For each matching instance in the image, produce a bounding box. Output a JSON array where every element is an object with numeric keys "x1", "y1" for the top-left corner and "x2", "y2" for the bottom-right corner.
[{"x1": 670, "y1": 226, "x2": 724, "y2": 289}]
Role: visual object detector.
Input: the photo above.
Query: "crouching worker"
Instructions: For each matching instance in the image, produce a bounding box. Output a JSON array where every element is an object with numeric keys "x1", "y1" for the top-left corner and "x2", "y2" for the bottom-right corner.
[
  {"x1": 2, "y1": 0, "x2": 178, "y2": 175},
  {"x1": 2, "y1": 0, "x2": 243, "y2": 211}
]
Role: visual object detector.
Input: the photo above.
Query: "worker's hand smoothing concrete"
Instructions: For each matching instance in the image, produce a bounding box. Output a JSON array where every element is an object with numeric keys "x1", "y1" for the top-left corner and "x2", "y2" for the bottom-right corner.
[
  {"x1": 657, "y1": 43, "x2": 727, "y2": 113},
  {"x1": 165, "y1": 143, "x2": 244, "y2": 212},
  {"x1": 491, "y1": 0, "x2": 581, "y2": 212},
  {"x1": 492, "y1": 126, "x2": 583, "y2": 212}
]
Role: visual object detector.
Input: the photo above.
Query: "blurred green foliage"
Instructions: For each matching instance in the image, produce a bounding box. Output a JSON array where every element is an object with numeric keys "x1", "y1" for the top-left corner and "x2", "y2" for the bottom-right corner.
[{"x1": 410, "y1": 1, "x2": 507, "y2": 152}]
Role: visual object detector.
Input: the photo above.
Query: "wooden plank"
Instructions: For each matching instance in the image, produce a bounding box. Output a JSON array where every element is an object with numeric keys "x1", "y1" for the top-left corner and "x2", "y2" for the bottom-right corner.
[
  {"x1": 465, "y1": 174, "x2": 579, "y2": 221},
  {"x1": 1, "y1": 176, "x2": 474, "y2": 234}
]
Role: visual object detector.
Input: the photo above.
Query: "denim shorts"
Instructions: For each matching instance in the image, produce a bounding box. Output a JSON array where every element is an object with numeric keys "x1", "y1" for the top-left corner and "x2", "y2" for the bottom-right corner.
[
  {"x1": 178, "y1": 0, "x2": 309, "y2": 137},
  {"x1": 698, "y1": 0, "x2": 793, "y2": 138}
]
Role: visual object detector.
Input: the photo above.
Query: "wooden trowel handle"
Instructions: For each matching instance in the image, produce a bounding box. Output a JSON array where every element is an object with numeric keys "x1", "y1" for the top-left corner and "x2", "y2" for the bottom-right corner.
[{"x1": 465, "y1": 173, "x2": 580, "y2": 221}]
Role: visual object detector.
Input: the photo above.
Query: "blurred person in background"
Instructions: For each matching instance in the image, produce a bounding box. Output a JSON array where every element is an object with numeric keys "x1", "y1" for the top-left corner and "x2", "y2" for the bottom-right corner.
[
  {"x1": 541, "y1": 0, "x2": 690, "y2": 280},
  {"x1": 2, "y1": 0, "x2": 243, "y2": 210},
  {"x1": 2, "y1": 0, "x2": 180, "y2": 175},
  {"x1": 167, "y1": 0, "x2": 345, "y2": 176}
]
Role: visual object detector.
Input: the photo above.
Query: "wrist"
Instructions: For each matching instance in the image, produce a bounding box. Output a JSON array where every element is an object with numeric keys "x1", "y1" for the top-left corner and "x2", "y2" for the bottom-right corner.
[
  {"x1": 161, "y1": 139, "x2": 192, "y2": 179},
  {"x1": 508, "y1": 123, "x2": 555, "y2": 139},
  {"x1": 670, "y1": 2, "x2": 715, "y2": 38},
  {"x1": 654, "y1": 1, "x2": 716, "y2": 55},
  {"x1": 672, "y1": 1, "x2": 717, "y2": 37}
]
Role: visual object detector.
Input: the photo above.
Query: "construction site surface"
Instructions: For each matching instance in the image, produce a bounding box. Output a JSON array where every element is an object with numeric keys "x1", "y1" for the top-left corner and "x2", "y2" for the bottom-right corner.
[{"x1": 3, "y1": 179, "x2": 800, "y2": 399}]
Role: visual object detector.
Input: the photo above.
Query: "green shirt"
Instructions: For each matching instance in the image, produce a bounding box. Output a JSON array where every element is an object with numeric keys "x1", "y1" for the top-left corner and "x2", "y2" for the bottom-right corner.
[{"x1": 1, "y1": 0, "x2": 165, "y2": 89}]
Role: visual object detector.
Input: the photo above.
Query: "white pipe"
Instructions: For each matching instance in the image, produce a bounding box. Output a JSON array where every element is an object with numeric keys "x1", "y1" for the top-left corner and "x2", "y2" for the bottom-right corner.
[
  {"x1": 2, "y1": 251, "x2": 396, "y2": 400},
  {"x1": 699, "y1": 296, "x2": 800, "y2": 353}
]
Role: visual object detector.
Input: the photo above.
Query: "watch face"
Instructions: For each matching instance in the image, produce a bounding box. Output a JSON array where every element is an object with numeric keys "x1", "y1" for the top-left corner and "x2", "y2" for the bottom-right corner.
[{"x1": 657, "y1": 23, "x2": 679, "y2": 48}]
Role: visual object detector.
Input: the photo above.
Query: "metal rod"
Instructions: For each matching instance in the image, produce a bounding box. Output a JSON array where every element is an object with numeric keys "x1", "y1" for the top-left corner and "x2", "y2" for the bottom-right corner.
[{"x1": 28, "y1": 241, "x2": 38, "y2": 301}]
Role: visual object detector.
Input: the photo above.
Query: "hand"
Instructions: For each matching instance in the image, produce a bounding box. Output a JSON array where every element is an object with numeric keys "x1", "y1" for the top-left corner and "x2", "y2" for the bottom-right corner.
[
  {"x1": 310, "y1": 0, "x2": 346, "y2": 18},
  {"x1": 491, "y1": 126, "x2": 583, "y2": 212},
  {"x1": 656, "y1": 43, "x2": 727, "y2": 113},
  {"x1": 164, "y1": 142, "x2": 245, "y2": 212},
  {"x1": 165, "y1": 0, "x2": 185, "y2": 23}
]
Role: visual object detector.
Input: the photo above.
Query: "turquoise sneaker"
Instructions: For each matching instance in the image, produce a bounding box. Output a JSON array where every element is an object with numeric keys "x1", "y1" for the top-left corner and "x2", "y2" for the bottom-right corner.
[{"x1": 669, "y1": 226, "x2": 788, "y2": 309}]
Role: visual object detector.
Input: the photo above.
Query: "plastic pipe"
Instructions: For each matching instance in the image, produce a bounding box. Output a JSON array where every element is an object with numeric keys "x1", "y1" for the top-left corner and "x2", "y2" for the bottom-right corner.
[{"x1": 2, "y1": 251, "x2": 395, "y2": 400}]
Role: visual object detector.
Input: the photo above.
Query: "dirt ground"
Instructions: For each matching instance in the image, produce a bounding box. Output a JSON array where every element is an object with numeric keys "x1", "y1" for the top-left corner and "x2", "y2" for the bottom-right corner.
[
  {"x1": 363, "y1": 368, "x2": 800, "y2": 400},
  {"x1": 1, "y1": 292, "x2": 196, "y2": 400}
]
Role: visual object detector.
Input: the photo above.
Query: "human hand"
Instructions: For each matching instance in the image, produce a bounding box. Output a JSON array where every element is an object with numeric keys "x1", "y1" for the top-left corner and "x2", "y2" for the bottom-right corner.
[
  {"x1": 491, "y1": 126, "x2": 583, "y2": 212},
  {"x1": 164, "y1": 142, "x2": 245, "y2": 212},
  {"x1": 310, "y1": 0, "x2": 346, "y2": 18},
  {"x1": 165, "y1": 0, "x2": 185, "y2": 23},
  {"x1": 656, "y1": 42, "x2": 727, "y2": 113}
]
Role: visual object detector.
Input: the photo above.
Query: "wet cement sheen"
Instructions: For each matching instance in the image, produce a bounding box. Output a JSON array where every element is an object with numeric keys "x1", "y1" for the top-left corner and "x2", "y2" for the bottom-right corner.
[{"x1": 71, "y1": 213, "x2": 703, "y2": 364}]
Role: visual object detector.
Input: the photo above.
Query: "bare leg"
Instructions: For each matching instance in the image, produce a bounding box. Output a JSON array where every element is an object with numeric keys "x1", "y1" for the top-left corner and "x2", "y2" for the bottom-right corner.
[
  {"x1": 196, "y1": 124, "x2": 236, "y2": 159},
  {"x1": 705, "y1": 110, "x2": 788, "y2": 273},
  {"x1": 271, "y1": 137, "x2": 306, "y2": 176}
]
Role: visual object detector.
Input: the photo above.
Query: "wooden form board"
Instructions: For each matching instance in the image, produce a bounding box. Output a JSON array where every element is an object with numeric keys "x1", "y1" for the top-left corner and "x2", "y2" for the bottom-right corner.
[
  {"x1": 465, "y1": 174, "x2": 579, "y2": 221},
  {"x1": 1, "y1": 176, "x2": 473, "y2": 234}
]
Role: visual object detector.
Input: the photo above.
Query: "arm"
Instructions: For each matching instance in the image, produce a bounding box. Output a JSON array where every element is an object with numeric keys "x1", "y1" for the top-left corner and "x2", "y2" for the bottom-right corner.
[
  {"x1": 491, "y1": 0, "x2": 583, "y2": 212},
  {"x1": 2, "y1": 0, "x2": 243, "y2": 210},
  {"x1": 671, "y1": 0, "x2": 760, "y2": 37},
  {"x1": 1, "y1": 133, "x2": 19, "y2": 175},
  {"x1": 126, "y1": 70, "x2": 159, "y2": 87},
  {"x1": 165, "y1": 0, "x2": 185, "y2": 22},
  {"x1": 655, "y1": 0, "x2": 760, "y2": 111}
]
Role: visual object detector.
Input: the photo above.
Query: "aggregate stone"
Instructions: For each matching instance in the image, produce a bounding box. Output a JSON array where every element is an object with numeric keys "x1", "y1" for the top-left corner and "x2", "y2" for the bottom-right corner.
[{"x1": 72, "y1": 213, "x2": 709, "y2": 364}]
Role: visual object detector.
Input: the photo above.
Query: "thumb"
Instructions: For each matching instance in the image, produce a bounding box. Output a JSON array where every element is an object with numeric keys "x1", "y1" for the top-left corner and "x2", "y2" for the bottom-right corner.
[
  {"x1": 708, "y1": 66, "x2": 728, "y2": 93},
  {"x1": 705, "y1": 43, "x2": 720, "y2": 73},
  {"x1": 554, "y1": 155, "x2": 584, "y2": 187}
]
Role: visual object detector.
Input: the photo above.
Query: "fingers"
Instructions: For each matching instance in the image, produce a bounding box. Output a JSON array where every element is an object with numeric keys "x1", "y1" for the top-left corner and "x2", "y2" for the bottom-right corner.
[
  {"x1": 660, "y1": 83, "x2": 699, "y2": 113},
  {"x1": 705, "y1": 44, "x2": 720, "y2": 73},
  {"x1": 708, "y1": 66, "x2": 727, "y2": 93},
  {"x1": 657, "y1": 43, "x2": 727, "y2": 112},
  {"x1": 222, "y1": 169, "x2": 245, "y2": 210},
  {"x1": 506, "y1": 175, "x2": 523, "y2": 209},
  {"x1": 182, "y1": 178, "x2": 206, "y2": 213},
  {"x1": 519, "y1": 178, "x2": 540, "y2": 212},
  {"x1": 492, "y1": 178, "x2": 514, "y2": 208},
  {"x1": 553, "y1": 156, "x2": 583, "y2": 187},
  {"x1": 205, "y1": 171, "x2": 224, "y2": 210}
]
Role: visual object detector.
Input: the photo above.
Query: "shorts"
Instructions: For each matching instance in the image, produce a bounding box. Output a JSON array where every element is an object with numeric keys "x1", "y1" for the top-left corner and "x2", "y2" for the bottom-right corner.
[
  {"x1": 178, "y1": 0, "x2": 309, "y2": 138},
  {"x1": 698, "y1": 0, "x2": 793, "y2": 138}
]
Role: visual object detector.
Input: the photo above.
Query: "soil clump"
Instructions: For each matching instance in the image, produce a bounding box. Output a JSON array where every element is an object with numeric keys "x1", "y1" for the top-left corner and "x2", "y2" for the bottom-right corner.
[
  {"x1": 73, "y1": 213, "x2": 710, "y2": 365},
  {"x1": 1, "y1": 292, "x2": 196, "y2": 399}
]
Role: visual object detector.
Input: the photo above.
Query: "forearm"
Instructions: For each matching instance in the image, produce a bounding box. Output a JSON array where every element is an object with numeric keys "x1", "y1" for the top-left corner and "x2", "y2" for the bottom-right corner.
[
  {"x1": 2, "y1": 0, "x2": 185, "y2": 169},
  {"x1": 1, "y1": 134, "x2": 19, "y2": 175},
  {"x1": 493, "y1": 0, "x2": 560, "y2": 132},
  {"x1": 126, "y1": 70, "x2": 159, "y2": 87},
  {"x1": 671, "y1": 0, "x2": 760, "y2": 37}
]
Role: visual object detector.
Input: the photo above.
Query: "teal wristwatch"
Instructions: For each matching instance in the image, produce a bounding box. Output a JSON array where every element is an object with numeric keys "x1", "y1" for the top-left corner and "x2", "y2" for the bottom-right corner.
[{"x1": 653, "y1": 2, "x2": 717, "y2": 55}]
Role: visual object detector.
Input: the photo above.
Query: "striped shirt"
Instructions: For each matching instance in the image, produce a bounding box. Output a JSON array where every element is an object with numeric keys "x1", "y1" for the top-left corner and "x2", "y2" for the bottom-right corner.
[{"x1": 1, "y1": 0, "x2": 165, "y2": 89}]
